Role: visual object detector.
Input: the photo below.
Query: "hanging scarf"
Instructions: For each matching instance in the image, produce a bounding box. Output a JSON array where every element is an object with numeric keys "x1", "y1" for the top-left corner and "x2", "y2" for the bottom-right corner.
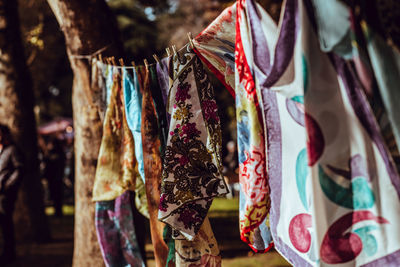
[
  {"x1": 93, "y1": 68, "x2": 137, "y2": 201},
  {"x1": 243, "y1": 0, "x2": 400, "y2": 265},
  {"x1": 95, "y1": 190, "x2": 145, "y2": 267},
  {"x1": 310, "y1": 0, "x2": 400, "y2": 172},
  {"x1": 193, "y1": 4, "x2": 237, "y2": 97},
  {"x1": 234, "y1": 0, "x2": 272, "y2": 253},
  {"x1": 174, "y1": 217, "x2": 221, "y2": 267},
  {"x1": 137, "y1": 65, "x2": 171, "y2": 267},
  {"x1": 158, "y1": 45, "x2": 228, "y2": 240}
]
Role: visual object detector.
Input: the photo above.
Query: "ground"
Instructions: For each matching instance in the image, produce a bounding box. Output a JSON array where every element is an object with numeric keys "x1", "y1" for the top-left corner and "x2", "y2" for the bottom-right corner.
[{"x1": 1, "y1": 198, "x2": 291, "y2": 266}]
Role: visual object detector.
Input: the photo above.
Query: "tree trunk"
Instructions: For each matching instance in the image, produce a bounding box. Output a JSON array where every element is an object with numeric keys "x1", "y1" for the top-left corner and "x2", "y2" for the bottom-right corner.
[
  {"x1": 46, "y1": 0, "x2": 123, "y2": 266},
  {"x1": 0, "y1": 0, "x2": 50, "y2": 243}
]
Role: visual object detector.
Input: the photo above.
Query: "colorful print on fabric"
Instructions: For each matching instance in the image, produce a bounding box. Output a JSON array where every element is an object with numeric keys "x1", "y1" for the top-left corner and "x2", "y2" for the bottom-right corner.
[
  {"x1": 193, "y1": 3, "x2": 237, "y2": 97},
  {"x1": 242, "y1": 0, "x2": 400, "y2": 266},
  {"x1": 158, "y1": 45, "x2": 228, "y2": 240},
  {"x1": 235, "y1": 0, "x2": 271, "y2": 253},
  {"x1": 93, "y1": 69, "x2": 137, "y2": 201},
  {"x1": 95, "y1": 190, "x2": 145, "y2": 267},
  {"x1": 175, "y1": 217, "x2": 221, "y2": 267}
]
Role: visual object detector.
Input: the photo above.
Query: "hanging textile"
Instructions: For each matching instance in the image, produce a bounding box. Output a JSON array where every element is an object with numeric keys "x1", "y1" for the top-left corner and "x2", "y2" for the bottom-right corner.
[
  {"x1": 241, "y1": 0, "x2": 400, "y2": 265},
  {"x1": 175, "y1": 217, "x2": 221, "y2": 267},
  {"x1": 158, "y1": 44, "x2": 228, "y2": 240},
  {"x1": 123, "y1": 68, "x2": 146, "y2": 183},
  {"x1": 193, "y1": 4, "x2": 237, "y2": 97},
  {"x1": 156, "y1": 56, "x2": 172, "y2": 128},
  {"x1": 95, "y1": 190, "x2": 145, "y2": 267},
  {"x1": 310, "y1": 0, "x2": 400, "y2": 172},
  {"x1": 234, "y1": 0, "x2": 272, "y2": 253},
  {"x1": 93, "y1": 68, "x2": 137, "y2": 201},
  {"x1": 138, "y1": 65, "x2": 171, "y2": 267}
]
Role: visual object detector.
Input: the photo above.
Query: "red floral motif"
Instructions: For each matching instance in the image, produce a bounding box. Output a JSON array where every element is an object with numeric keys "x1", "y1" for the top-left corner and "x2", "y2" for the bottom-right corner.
[
  {"x1": 176, "y1": 82, "x2": 191, "y2": 102},
  {"x1": 158, "y1": 194, "x2": 168, "y2": 212},
  {"x1": 179, "y1": 155, "x2": 189, "y2": 166},
  {"x1": 181, "y1": 123, "x2": 201, "y2": 138},
  {"x1": 178, "y1": 209, "x2": 202, "y2": 230},
  {"x1": 202, "y1": 100, "x2": 219, "y2": 121}
]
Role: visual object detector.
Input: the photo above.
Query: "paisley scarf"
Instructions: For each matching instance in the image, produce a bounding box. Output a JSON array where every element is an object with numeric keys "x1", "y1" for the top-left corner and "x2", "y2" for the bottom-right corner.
[{"x1": 158, "y1": 45, "x2": 228, "y2": 241}]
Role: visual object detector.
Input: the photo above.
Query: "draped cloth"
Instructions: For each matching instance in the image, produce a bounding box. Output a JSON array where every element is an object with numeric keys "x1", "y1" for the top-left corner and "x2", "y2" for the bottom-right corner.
[
  {"x1": 138, "y1": 65, "x2": 171, "y2": 267},
  {"x1": 193, "y1": 4, "x2": 237, "y2": 97},
  {"x1": 241, "y1": 0, "x2": 400, "y2": 265},
  {"x1": 158, "y1": 45, "x2": 228, "y2": 241},
  {"x1": 95, "y1": 190, "x2": 145, "y2": 267},
  {"x1": 93, "y1": 68, "x2": 137, "y2": 201},
  {"x1": 234, "y1": 0, "x2": 272, "y2": 253},
  {"x1": 157, "y1": 45, "x2": 223, "y2": 266}
]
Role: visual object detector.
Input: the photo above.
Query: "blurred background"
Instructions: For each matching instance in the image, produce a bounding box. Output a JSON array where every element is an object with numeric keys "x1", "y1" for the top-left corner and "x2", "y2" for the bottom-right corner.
[{"x1": 0, "y1": 0, "x2": 289, "y2": 266}]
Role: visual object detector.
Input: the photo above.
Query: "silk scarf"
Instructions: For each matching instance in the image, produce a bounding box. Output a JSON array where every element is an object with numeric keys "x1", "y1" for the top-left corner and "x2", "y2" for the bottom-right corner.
[
  {"x1": 158, "y1": 45, "x2": 228, "y2": 241},
  {"x1": 95, "y1": 190, "x2": 145, "y2": 267},
  {"x1": 93, "y1": 68, "x2": 137, "y2": 201},
  {"x1": 242, "y1": 0, "x2": 400, "y2": 265},
  {"x1": 235, "y1": 0, "x2": 272, "y2": 253},
  {"x1": 138, "y1": 65, "x2": 171, "y2": 267},
  {"x1": 193, "y1": 4, "x2": 237, "y2": 97}
]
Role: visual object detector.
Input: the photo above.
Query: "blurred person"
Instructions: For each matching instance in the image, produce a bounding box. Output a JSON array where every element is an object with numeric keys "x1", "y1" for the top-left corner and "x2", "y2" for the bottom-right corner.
[
  {"x1": 0, "y1": 124, "x2": 24, "y2": 264},
  {"x1": 43, "y1": 136, "x2": 66, "y2": 217}
]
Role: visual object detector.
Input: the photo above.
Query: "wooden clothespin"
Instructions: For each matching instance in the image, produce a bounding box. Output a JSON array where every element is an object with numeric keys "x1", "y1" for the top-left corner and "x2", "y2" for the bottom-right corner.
[
  {"x1": 119, "y1": 58, "x2": 125, "y2": 66},
  {"x1": 111, "y1": 56, "x2": 117, "y2": 66},
  {"x1": 166, "y1": 47, "x2": 171, "y2": 57},
  {"x1": 144, "y1": 59, "x2": 149, "y2": 70},
  {"x1": 98, "y1": 54, "x2": 103, "y2": 63},
  {"x1": 131, "y1": 60, "x2": 136, "y2": 68},
  {"x1": 172, "y1": 45, "x2": 178, "y2": 56},
  {"x1": 187, "y1": 32, "x2": 194, "y2": 49},
  {"x1": 153, "y1": 54, "x2": 160, "y2": 63},
  {"x1": 106, "y1": 57, "x2": 112, "y2": 65}
]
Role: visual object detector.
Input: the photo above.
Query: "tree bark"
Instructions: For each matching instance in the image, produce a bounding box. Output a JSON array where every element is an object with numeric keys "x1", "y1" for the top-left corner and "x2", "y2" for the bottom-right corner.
[
  {"x1": 46, "y1": 0, "x2": 124, "y2": 266},
  {"x1": 0, "y1": 0, "x2": 50, "y2": 242}
]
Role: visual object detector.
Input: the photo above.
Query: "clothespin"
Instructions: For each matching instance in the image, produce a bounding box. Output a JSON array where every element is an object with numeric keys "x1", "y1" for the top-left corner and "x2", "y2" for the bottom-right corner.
[
  {"x1": 153, "y1": 54, "x2": 160, "y2": 63},
  {"x1": 187, "y1": 32, "x2": 194, "y2": 49},
  {"x1": 131, "y1": 61, "x2": 136, "y2": 68},
  {"x1": 111, "y1": 56, "x2": 117, "y2": 66},
  {"x1": 106, "y1": 57, "x2": 112, "y2": 65},
  {"x1": 119, "y1": 58, "x2": 124, "y2": 66},
  {"x1": 98, "y1": 54, "x2": 103, "y2": 63},
  {"x1": 172, "y1": 45, "x2": 177, "y2": 56},
  {"x1": 166, "y1": 47, "x2": 171, "y2": 57},
  {"x1": 144, "y1": 59, "x2": 149, "y2": 70}
]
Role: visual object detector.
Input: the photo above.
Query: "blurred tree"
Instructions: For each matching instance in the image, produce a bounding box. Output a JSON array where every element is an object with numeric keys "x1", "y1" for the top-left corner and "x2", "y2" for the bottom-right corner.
[
  {"x1": 0, "y1": 0, "x2": 50, "y2": 242},
  {"x1": 46, "y1": 0, "x2": 124, "y2": 266},
  {"x1": 108, "y1": 0, "x2": 164, "y2": 61},
  {"x1": 19, "y1": 0, "x2": 73, "y2": 124}
]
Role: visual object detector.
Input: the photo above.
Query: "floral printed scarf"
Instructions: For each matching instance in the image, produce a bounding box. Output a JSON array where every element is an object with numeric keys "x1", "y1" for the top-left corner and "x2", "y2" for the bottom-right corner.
[
  {"x1": 158, "y1": 45, "x2": 228, "y2": 240},
  {"x1": 234, "y1": 0, "x2": 272, "y2": 253}
]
